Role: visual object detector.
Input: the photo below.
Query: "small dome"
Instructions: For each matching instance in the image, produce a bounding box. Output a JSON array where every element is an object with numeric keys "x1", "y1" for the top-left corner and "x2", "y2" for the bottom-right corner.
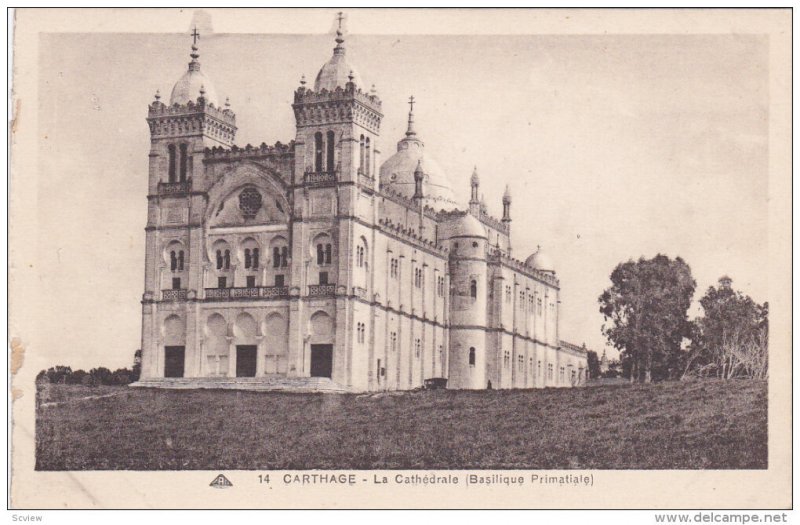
[
  {"x1": 380, "y1": 142, "x2": 458, "y2": 208},
  {"x1": 452, "y1": 213, "x2": 487, "y2": 239},
  {"x1": 526, "y1": 248, "x2": 555, "y2": 272},
  {"x1": 170, "y1": 68, "x2": 219, "y2": 106},
  {"x1": 379, "y1": 101, "x2": 458, "y2": 209},
  {"x1": 314, "y1": 31, "x2": 363, "y2": 92},
  {"x1": 169, "y1": 43, "x2": 219, "y2": 107}
]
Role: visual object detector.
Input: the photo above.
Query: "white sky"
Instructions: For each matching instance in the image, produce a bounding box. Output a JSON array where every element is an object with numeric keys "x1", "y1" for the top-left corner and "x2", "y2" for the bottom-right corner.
[{"x1": 33, "y1": 19, "x2": 767, "y2": 371}]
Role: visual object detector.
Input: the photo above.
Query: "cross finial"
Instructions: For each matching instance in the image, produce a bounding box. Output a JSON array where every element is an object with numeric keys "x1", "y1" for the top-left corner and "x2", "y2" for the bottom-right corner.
[
  {"x1": 192, "y1": 26, "x2": 200, "y2": 45},
  {"x1": 337, "y1": 12, "x2": 344, "y2": 30},
  {"x1": 409, "y1": 95, "x2": 415, "y2": 113}
]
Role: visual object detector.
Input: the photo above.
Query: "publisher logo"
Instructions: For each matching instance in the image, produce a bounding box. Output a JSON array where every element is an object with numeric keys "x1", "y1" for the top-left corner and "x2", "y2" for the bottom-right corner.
[{"x1": 210, "y1": 474, "x2": 233, "y2": 489}]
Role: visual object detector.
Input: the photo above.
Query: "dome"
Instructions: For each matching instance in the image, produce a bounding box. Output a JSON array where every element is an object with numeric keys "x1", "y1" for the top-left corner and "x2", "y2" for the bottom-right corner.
[
  {"x1": 169, "y1": 43, "x2": 219, "y2": 107},
  {"x1": 452, "y1": 213, "x2": 487, "y2": 239},
  {"x1": 526, "y1": 248, "x2": 556, "y2": 273},
  {"x1": 314, "y1": 31, "x2": 363, "y2": 92},
  {"x1": 379, "y1": 103, "x2": 458, "y2": 209},
  {"x1": 170, "y1": 68, "x2": 219, "y2": 106}
]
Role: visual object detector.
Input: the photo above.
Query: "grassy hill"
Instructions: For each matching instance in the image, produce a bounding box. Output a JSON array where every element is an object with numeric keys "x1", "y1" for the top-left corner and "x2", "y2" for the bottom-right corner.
[{"x1": 35, "y1": 379, "x2": 767, "y2": 470}]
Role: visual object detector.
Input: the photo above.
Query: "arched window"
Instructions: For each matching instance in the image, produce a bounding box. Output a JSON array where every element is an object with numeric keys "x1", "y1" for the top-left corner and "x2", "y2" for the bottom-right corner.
[
  {"x1": 273, "y1": 247, "x2": 281, "y2": 268},
  {"x1": 170, "y1": 251, "x2": 177, "y2": 271},
  {"x1": 469, "y1": 347, "x2": 476, "y2": 366},
  {"x1": 470, "y1": 279, "x2": 477, "y2": 298},
  {"x1": 359, "y1": 135, "x2": 365, "y2": 173},
  {"x1": 326, "y1": 130, "x2": 335, "y2": 172},
  {"x1": 252, "y1": 248, "x2": 259, "y2": 269},
  {"x1": 224, "y1": 249, "x2": 231, "y2": 270},
  {"x1": 280, "y1": 247, "x2": 288, "y2": 267},
  {"x1": 177, "y1": 250, "x2": 184, "y2": 271},
  {"x1": 244, "y1": 248, "x2": 251, "y2": 269},
  {"x1": 179, "y1": 143, "x2": 188, "y2": 182},
  {"x1": 365, "y1": 137, "x2": 371, "y2": 176},
  {"x1": 216, "y1": 250, "x2": 223, "y2": 270},
  {"x1": 314, "y1": 132, "x2": 323, "y2": 172},
  {"x1": 325, "y1": 244, "x2": 332, "y2": 264},
  {"x1": 316, "y1": 244, "x2": 324, "y2": 265},
  {"x1": 167, "y1": 145, "x2": 177, "y2": 182}
]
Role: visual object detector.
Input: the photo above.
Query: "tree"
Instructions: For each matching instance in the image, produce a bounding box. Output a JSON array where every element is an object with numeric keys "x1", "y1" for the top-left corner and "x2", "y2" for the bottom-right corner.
[
  {"x1": 41, "y1": 366, "x2": 73, "y2": 384},
  {"x1": 131, "y1": 349, "x2": 142, "y2": 382},
  {"x1": 89, "y1": 367, "x2": 113, "y2": 386},
  {"x1": 66, "y1": 369, "x2": 88, "y2": 385},
  {"x1": 598, "y1": 254, "x2": 696, "y2": 383},
  {"x1": 586, "y1": 351, "x2": 601, "y2": 379},
  {"x1": 686, "y1": 276, "x2": 768, "y2": 379}
]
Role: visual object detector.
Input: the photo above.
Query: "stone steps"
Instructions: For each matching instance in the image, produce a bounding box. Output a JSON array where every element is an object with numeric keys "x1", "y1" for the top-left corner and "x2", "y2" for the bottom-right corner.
[{"x1": 130, "y1": 376, "x2": 351, "y2": 393}]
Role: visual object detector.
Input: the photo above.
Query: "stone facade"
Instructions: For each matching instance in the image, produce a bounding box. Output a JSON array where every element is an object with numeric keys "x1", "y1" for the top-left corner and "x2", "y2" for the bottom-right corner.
[{"x1": 139, "y1": 24, "x2": 587, "y2": 391}]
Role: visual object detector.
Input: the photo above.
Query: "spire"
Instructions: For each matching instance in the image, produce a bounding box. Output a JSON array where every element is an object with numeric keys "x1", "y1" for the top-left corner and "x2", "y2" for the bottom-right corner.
[
  {"x1": 502, "y1": 184, "x2": 511, "y2": 223},
  {"x1": 413, "y1": 159, "x2": 425, "y2": 200},
  {"x1": 334, "y1": 11, "x2": 346, "y2": 55},
  {"x1": 406, "y1": 95, "x2": 417, "y2": 137},
  {"x1": 469, "y1": 166, "x2": 480, "y2": 206},
  {"x1": 188, "y1": 26, "x2": 201, "y2": 72}
]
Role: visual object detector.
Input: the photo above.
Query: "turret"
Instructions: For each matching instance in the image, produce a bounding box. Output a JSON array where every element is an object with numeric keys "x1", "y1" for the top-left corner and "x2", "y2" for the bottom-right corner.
[
  {"x1": 469, "y1": 166, "x2": 480, "y2": 215},
  {"x1": 291, "y1": 12, "x2": 382, "y2": 184},
  {"x1": 447, "y1": 213, "x2": 488, "y2": 389},
  {"x1": 502, "y1": 185, "x2": 511, "y2": 223},
  {"x1": 146, "y1": 28, "x2": 236, "y2": 195}
]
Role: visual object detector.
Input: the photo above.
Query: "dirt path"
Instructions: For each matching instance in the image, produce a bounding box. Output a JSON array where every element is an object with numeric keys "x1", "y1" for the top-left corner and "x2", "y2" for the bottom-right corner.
[{"x1": 39, "y1": 390, "x2": 130, "y2": 408}]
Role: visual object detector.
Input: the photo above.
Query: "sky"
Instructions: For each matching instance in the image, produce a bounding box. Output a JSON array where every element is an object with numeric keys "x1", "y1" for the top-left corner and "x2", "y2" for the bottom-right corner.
[{"x1": 31, "y1": 17, "x2": 768, "y2": 371}]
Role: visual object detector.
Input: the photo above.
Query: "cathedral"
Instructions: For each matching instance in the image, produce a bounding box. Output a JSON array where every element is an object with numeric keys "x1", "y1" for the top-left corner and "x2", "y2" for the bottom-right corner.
[{"x1": 137, "y1": 20, "x2": 588, "y2": 391}]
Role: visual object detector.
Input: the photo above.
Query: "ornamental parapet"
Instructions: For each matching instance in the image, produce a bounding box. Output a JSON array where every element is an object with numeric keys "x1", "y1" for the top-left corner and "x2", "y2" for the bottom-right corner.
[
  {"x1": 477, "y1": 210, "x2": 509, "y2": 234},
  {"x1": 487, "y1": 248, "x2": 559, "y2": 287},
  {"x1": 377, "y1": 218, "x2": 449, "y2": 256},
  {"x1": 293, "y1": 85, "x2": 382, "y2": 111},
  {"x1": 378, "y1": 186, "x2": 445, "y2": 221},
  {"x1": 148, "y1": 98, "x2": 236, "y2": 126},
  {"x1": 304, "y1": 171, "x2": 337, "y2": 187},
  {"x1": 162, "y1": 289, "x2": 188, "y2": 301},
  {"x1": 203, "y1": 141, "x2": 294, "y2": 162},
  {"x1": 158, "y1": 179, "x2": 192, "y2": 195},
  {"x1": 559, "y1": 340, "x2": 589, "y2": 357},
  {"x1": 204, "y1": 286, "x2": 290, "y2": 301},
  {"x1": 308, "y1": 284, "x2": 336, "y2": 296}
]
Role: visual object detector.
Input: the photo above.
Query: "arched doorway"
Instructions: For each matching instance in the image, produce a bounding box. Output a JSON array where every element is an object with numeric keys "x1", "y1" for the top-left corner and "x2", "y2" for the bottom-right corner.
[{"x1": 309, "y1": 311, "x2": 333, "y2": 378}]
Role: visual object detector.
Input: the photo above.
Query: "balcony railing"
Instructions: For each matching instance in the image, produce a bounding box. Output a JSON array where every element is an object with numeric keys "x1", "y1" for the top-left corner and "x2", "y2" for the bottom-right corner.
[
  {"x1": 309, "y1": 284, "x2": 336, "y2": 296},
  {"x1": 304, "y1": 171, "x2": 337, "y2": 187},
  {"x1": 358, "y1": 172, "x2": 374, "y2": 188},
  {"x1": 158, "y1": 179, "x2": 192, "y2": 195},
  {"x1": 162, "y1": 289, "x2": 188, "y2": 301},
  {"x1": 204, "y1": 286, "x2": 290, "y2": 300}
]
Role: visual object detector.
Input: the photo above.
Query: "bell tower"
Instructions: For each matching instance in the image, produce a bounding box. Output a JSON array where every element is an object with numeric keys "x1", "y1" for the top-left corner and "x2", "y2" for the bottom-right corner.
[
  {"x1": 291, "y1": 14, "x2": 382, "y2": 187},
  {"x1": 146, "y1": 29, "x2": 237, "y2": 196},
  {"x1": 140, "y1": 30, "x2": 237, "y2": 380}
]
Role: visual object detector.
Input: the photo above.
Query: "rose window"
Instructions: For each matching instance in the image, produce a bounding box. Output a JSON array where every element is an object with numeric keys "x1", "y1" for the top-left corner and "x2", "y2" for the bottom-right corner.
[{"x1": 238, "y1": 188, "x2": 262, "y2": 219}]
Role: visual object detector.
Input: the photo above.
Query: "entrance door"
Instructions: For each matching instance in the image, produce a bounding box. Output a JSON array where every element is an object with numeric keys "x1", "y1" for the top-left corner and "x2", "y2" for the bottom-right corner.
[
  {"x1": 236, "y1": 345, "x2": 257, "y2": 377},
  {"x1": 310, "y1": 344, "x2": 333, "y2": 378},
  {"x1": 164, "y1": 346, "x2": 185, "y2": 378}
]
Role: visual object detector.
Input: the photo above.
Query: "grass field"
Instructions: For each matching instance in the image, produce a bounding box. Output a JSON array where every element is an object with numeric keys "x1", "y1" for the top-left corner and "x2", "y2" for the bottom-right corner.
[{"x1": 35, "y1": 379, "x2": 767, "y2": 470}]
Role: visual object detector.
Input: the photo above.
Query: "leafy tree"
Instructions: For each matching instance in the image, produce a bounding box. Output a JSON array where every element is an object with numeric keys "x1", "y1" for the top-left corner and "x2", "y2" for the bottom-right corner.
[
  {"x1": 586, "y1": 351, "x2": 601, "y2": 379},
  {"x1": 131, "y1": 349, "x2": 142, "y2": 382},
  {"x1": 598, "y1": 254, "x2": 696, "y2": 383},
  {"x1": 41, "y1": 366, "x2": 73, "y2": 384},
  {"x1": 110, "y1": 368, "x2": 133, "y2": 385},
  {"x1": 89, "y1": 367, "x2": 113, "y2": 386},
  {"x1": 687, "y1": 276, "x2": 768, "y2": 379},
  {"x1": 66, "y1": 369, "x2": 88, "y2": 385}
]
